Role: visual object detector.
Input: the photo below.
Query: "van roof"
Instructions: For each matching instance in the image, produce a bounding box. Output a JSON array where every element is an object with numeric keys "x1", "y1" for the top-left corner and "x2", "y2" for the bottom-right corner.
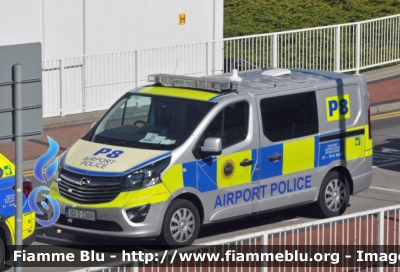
[
  {"x1": 142, "y1": 68, "x2": 359, "y2": 101},
  {"x1": 208, "y1": 68, "x2": 356, "y2": 94}
]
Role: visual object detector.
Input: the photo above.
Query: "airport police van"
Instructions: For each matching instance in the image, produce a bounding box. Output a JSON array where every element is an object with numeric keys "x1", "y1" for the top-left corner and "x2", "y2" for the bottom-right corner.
[
  {"x1": 49, "y1": 68, "x2": 373, "y2": 246},
  {"x1": 0, "y1": 154, "x2": 36, "y2": 270}
]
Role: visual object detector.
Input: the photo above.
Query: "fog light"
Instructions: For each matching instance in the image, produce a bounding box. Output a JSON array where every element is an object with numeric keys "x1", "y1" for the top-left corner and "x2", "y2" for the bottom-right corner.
[
  {"x1": 126, "y1": 204, "x2": 151, "y2": 223},
  {"x1": 127, "y1": 211, "x2": 139, "y2": 220}
]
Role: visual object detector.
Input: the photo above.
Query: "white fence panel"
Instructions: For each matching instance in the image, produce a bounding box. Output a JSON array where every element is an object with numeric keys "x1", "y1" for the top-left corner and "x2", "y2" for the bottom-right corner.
[
  {"x1": 42, "y1": 60, "x2": 61, "y2": 118},
  {"x1": 62, "y1": 57, "x2": 83, "y2": 116},
  {"x1": 136, "y1": 43, "x2": 210, "y2": 87},
  {"x1": 361, "y1": 16, "x2": 400, "y2": 70},
  {"x1": 70, "y1": 204, "x2": 400, "y2": 272},
  {"x1": 223, "y1": 35, "x2": 273, "y2": 72},
  {"x1": 340, "y1": 24, "x2": 358, "y2": 72},
  {"x1": 278, "y1": 27, "x2": 336, "y2": 71},
  {"x1": 84, "y1": 52, "x2": 137, "y2": 112}
]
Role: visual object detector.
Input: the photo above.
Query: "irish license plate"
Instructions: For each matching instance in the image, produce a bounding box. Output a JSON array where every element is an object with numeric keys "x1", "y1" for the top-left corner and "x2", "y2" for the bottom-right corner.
[{"x1": 65, "y1": 207, "x2": 96, "y2": 221}]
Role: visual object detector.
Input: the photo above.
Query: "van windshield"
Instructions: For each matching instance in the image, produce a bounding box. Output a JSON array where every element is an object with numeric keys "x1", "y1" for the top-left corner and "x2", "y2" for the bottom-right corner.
[{"x1": 90, "y1": 94, "x2": 216, "y2": 150}]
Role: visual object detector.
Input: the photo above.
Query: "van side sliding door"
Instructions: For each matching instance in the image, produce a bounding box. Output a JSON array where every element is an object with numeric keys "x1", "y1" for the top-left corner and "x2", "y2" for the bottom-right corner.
[{"x1": 255, "y1": 89, "x2": 320, "y2": 211}]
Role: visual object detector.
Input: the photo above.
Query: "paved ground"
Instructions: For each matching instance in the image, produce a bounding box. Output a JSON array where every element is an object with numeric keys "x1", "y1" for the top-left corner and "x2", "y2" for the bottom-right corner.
[
  {"x1": 0, "y1": 123, "x2": 91, "y2": 162},
  {"x1": 369, "y1": 74, "x2": 400, "y2": 104}
]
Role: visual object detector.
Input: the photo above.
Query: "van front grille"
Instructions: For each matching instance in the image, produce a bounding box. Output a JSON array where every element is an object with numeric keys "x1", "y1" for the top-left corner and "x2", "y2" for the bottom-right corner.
[{"x1": 58, "y1": 169, "x2": 121, "y2": 204}]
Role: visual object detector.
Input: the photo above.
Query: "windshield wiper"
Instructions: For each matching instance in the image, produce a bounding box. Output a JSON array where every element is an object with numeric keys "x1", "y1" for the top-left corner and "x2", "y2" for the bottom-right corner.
[
  {"x1": 136, "y1": 142, "x2": 179, "y2": 149},
  {"x1": 136, "y1": 142, "x2": 163, "y2": 149}
]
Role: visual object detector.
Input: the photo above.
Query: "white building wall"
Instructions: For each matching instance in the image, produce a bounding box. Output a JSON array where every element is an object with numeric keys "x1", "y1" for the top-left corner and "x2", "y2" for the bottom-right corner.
[
  {"x1": 0, "y1": 0, "x2": 223, "y2": 60},
  {"x1": 43, "y1": 0, "x2": 84, "y2": 59},
  {"x1": 85, "y1": 0, "x2": 222, "y2": 54},
  {"x1": 1, "y1": 0, "x2": 224, "y2": 117},
  {"x1": 0, "y1": 0, "x2": 41, "y2": 46}
]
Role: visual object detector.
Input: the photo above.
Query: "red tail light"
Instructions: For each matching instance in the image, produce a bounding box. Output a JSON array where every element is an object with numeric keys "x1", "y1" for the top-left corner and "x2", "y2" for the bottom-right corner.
[
  {"x1": 23, "y1": 180, "x2": 33, "y2": 197},
  {"x1": 368, "y1": 107, "x2": 372, "y2": 139},
  {"x1": 13, "y1": 180, "x2": 33, "y2": 198}
]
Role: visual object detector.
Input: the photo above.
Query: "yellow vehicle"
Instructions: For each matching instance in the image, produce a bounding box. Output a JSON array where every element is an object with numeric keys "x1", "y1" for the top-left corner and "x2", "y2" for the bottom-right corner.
[
  {"x1": 49, "y1": 68, "x2": 372, "y2": 246},
  {"x1": 0, "y1": 154, "x2": 36, "y2": 270}
]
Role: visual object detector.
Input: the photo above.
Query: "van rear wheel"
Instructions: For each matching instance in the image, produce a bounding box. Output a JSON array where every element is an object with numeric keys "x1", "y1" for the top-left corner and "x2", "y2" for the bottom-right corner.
[
  {"x1": 315, "y1": 171, "x2": 350, "y2": 218},
  {"x1": 157, "y1": 199, "x2": 200, "y2": 247}
]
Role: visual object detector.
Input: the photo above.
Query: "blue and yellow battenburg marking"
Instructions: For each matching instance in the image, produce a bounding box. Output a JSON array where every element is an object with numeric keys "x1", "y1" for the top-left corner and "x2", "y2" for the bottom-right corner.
[
  {"x1": 0, "y1": 153, "x2": 36, "y2": 245},
  {"x1": 163, "y1": 125, "x2": 371, "y2": 210},
  {"x1": 52, "y1": 124, "x2": 372, "y2": 210},
  {"x1": 0, "y1": 154, "x2": 15, "y2": 178},
  {"x1": 260, "y1": 137, "x2": 319, "y2": 179},
  {"x1": 0, "y1": 154, "x2": 21, "y2": 219},
  {"x1": 319, "y1": 126, "x2": 372, "y2": 165}
]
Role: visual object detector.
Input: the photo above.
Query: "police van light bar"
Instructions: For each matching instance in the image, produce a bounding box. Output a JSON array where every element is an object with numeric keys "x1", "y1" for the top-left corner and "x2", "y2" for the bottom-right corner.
[{"x1": 148, "y1": 74, "x2": 236, "y2": 92}]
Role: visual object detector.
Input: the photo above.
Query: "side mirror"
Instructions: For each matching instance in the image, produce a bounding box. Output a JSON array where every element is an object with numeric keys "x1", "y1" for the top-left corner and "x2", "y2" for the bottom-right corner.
[
  {"x1": 200, "y1": 137, "x2": 222, "y2": 156},
  {"x1": 91, "y1": 122, "x2": 97, "y2": 129}
]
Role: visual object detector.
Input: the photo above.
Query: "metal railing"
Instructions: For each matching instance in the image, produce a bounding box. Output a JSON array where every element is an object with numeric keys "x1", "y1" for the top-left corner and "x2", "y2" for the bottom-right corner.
[
  {"x1": 70, "y1": 204, "x2": 400, "y2": 272},
  {"x1": 42, "y1": 14, "x2": 400, "y2": 117}
]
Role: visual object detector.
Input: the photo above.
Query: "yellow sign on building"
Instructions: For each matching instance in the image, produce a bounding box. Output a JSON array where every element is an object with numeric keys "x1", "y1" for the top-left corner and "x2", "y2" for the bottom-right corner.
[{"x1": 179, "y1": 13, "x2": 186, "y2": 25}]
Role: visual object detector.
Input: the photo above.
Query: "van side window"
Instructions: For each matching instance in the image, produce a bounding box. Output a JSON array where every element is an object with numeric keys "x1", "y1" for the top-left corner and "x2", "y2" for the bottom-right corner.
[
  {"x1": 201, "y1": 101, "x2": 249, "y2": 149},
  {"x1": 260, "y1": 92, "x2": 318, "y2": 142}
]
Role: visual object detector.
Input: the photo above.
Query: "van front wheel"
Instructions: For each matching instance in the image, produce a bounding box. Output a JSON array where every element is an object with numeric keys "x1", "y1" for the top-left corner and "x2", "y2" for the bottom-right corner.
[
  {"x1": 158, "y1": 199, "x2": 200, "y2": 247},
  {"x1": 315, "y1": 171, "x2": 350, "y2": 218}
]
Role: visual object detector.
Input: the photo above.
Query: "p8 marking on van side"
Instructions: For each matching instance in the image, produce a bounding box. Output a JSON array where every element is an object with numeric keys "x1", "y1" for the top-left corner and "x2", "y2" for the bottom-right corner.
[{"x1": 49, "y1": 68, "x2": 372, "y2": 246}]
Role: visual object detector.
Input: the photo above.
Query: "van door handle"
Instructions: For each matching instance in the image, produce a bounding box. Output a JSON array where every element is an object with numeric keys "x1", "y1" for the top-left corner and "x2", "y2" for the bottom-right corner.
[
  {"x1": 240, "y1": 159, "x2": 254, "y2": 167},
  {"x1": 268, "y1": 152, "x2": 282, "y2": 162}
]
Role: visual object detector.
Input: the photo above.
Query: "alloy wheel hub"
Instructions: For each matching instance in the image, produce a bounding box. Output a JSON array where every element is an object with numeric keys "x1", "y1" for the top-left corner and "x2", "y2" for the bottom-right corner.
[{"x1": 170, "y1": 208, "x2": 195, "y2": 243}]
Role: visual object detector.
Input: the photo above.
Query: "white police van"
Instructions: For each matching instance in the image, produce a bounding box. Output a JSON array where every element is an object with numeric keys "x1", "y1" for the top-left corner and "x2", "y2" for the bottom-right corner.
[{"x1": 49, "y1": 68, "x2": 373, "y2": 246}]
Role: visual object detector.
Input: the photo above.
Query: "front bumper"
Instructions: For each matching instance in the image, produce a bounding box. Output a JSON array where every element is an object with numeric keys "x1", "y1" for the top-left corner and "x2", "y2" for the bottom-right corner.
[{"x1": 53, "y1": 202, "x2": 166, "y2": 238}]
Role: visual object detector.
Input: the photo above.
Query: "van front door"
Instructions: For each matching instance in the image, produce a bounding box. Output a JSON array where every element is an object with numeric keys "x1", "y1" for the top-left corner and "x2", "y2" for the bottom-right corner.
[{"x1": 194, "y1": 97, "x2": 260, "y2": 222}]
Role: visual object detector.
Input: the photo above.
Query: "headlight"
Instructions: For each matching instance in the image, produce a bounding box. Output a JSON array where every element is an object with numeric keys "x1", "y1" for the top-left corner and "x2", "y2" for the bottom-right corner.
[{"x1": 122, "y1": 156, "x2": 171, "y2": 191}]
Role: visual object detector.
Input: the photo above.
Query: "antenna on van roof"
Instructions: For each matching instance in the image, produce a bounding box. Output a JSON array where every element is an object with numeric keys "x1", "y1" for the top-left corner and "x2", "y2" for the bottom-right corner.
[{"x1": 228, "y1": 69, "x2": 242, "y2": 82}]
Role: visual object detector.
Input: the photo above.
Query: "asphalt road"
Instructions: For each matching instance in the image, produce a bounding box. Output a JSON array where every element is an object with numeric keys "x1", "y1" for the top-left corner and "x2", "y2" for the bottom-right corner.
[{"x1": 4, "y1": 111, "x2": 400, "y2": 272}]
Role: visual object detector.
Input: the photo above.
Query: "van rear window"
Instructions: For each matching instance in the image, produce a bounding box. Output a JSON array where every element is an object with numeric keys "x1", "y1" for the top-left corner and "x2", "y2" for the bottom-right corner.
[{"x1": 260, "y1": 92, "x2": 319, "y2": 142}]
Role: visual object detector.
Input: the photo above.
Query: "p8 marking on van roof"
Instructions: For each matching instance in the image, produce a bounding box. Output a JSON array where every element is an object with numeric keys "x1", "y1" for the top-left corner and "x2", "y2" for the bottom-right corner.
[{"x1": 49, "y1": 68, "x2": 373, "y2": 246}]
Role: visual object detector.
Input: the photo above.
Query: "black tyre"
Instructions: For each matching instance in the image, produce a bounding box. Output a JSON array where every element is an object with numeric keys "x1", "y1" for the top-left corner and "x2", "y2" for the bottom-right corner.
[
  {"x1": 0, "y1": 238, "x2": 5, "y2": 272},
  {"x1": 157, "y1": 199, "x2": 200, "y2": 247},
  {"x1": 315, "y1": 171, "x2": 350, "y2": 218}
]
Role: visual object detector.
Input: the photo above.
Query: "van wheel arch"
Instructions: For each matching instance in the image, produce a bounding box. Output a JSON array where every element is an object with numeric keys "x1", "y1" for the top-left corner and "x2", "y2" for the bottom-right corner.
[
  {"x1": 329, "y1": 166, "x2": 354, "y2": 195},
  {"x1": 157, "y1": 197, "x2": 201, "y2": 246},
  {"x1": 171, "y1": 193, "x2": 204, "y2": 224},
  {"x1": 314, "y1": 169, "x2": 351, "y2": 218}
]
